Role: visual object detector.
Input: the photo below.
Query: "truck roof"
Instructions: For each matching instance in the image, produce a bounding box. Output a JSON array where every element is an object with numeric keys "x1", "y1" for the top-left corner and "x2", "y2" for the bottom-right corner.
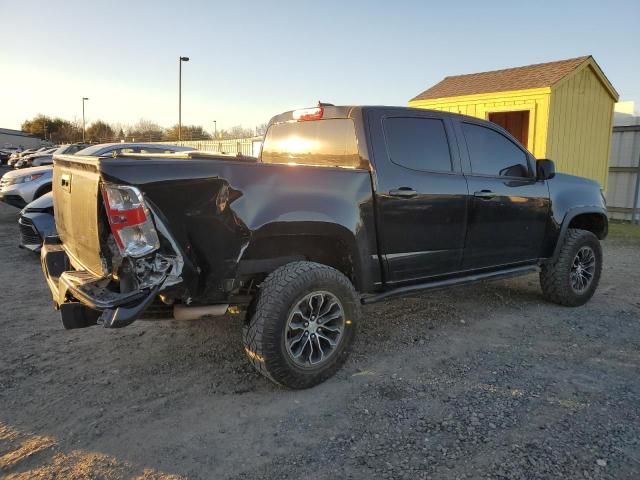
[{"x1": 268, "y1": 105, "x2": 478, "y2": 125}]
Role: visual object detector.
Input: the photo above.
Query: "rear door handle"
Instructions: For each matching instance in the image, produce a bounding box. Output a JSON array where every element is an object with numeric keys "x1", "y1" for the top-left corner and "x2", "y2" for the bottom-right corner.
[
  {"x1": 473, "y1": 190, "x2": 495, "y2": 199},
  {"x1": 389, "y1": 188, "x2": 418, "y2": 198}
]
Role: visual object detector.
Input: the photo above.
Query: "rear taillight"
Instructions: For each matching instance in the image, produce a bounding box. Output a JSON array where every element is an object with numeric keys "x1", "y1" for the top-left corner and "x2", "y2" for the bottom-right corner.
[{"x1": 101, "y1": 184, "x2": 160, "y2": 258}]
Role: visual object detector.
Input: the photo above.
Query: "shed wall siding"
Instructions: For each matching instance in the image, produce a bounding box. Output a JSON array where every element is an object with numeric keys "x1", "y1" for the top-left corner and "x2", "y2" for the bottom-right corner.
[
  {"x1": 409, "y1": 88, "x2": 551, "y2": 158},
  {"x1": 547, "y1": 66, "x2": 615, "y2": 188}
]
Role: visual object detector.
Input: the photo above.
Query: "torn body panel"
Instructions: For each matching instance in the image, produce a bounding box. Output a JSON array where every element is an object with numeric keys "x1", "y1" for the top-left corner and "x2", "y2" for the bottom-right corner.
[
  {"x1": 96, "y1": 157, "x2": 379, "y2": 302},
  {"x1": 43, "y1": 153, "x2": 378, "y2": 328}
]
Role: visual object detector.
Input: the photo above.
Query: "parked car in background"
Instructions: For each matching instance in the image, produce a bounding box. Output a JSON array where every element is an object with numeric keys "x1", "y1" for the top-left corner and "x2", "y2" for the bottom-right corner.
[
  {"x1": 1, "y1": 147, "x2": 21, "y2": 164},
  {"x1": 8, "y1": 148, "x2": 39, "y2": 167},
  {"x1": 12, "y1": 142, "x2": 196, "y2": 250},
  {"x1": 0, "y1": 165, "x2": 53, "y2": 208},
  {"x1": 18, "y1": 192, "x2": 55, "y2": 252},
  {"x1": 41, "y1": 105, "x2": 608, "y2": 389},
  {"x1": 14, "y1": 147, "x2": 57, "y2": 169},
  {"x1": 15, "y1": 144, "x2": 88, "y2": 169}
]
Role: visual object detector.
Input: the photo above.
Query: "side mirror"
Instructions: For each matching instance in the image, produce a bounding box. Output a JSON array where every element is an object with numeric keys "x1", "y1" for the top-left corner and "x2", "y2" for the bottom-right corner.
[{"x1": 536, "y1": 159, "x2": 555, "y2": 180}]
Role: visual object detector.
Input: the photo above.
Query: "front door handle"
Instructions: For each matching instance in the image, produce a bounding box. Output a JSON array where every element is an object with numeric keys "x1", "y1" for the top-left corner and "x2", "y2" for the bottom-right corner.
[
  {"x1": 389, "y1": 188, "x2": 418, "y2": 198},
  {"x1": 473, "y1": 189, "x2": 496, "y2": 199}
]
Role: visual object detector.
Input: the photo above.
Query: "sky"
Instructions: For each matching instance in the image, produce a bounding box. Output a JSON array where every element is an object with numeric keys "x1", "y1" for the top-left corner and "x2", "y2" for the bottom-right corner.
[{"x1": 1, "y1": 0, "x2": 638, "y2": 133}]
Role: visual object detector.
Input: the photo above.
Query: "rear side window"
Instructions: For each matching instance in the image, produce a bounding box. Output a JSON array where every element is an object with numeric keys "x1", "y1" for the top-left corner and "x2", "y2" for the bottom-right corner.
[
  {"x1": 262, "y1": 119, "x2": 360, "y2": 168},
  {"x1": 383, "y1": 117, "x2": 452, "y2": 172},
  {"x1": 462, "y1": 123, "x2": 530, "y2": 177}
]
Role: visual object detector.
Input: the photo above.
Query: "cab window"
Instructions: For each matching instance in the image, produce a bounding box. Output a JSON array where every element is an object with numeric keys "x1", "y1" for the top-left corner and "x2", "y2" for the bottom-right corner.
[
  {"x1": 462, "y1": 123, "x2": 530, "y2": 177},
  {"x1": 383, "y1": 117, "x2": 452, "y2": 172},
  {"x1": 262, "y1": 119, "x2": 360, "y2": 168}
]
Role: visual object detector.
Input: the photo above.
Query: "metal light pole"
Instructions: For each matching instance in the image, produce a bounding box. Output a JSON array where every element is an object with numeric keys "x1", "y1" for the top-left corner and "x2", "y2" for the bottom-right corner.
[
  {"x1": 82, "y1": 97, "x2": 89, "y2": 142},
  {"x1": 178, "y1": 56, "x2": 190, "y2": 141},
  {"x1": 213, "y1": 120, "x2": 217, "y2": 138}
]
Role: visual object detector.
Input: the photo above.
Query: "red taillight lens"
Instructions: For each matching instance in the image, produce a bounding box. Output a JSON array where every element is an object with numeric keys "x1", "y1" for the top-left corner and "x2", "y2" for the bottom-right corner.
[
  {"x1": 292, "y1": 107, "x2": 324, "y2": 121},
  {"x1": 101, "y1": 184, "x2": 160, "y2": 257}
]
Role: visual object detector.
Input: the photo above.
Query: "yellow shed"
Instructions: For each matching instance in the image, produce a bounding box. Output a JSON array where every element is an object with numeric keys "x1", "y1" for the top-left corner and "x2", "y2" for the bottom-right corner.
[{"x1": 409, "y1": 56, "x2": 619, "y2": 188}]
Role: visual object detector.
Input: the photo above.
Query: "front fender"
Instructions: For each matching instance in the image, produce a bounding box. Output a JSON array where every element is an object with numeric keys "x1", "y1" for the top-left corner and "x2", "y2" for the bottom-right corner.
[
  {"x1": 548, "y1": 206, "x2": 608, "y2": 262},
  {"x1": 544, "y1": 173, "x2": 608, "y2": 261}
]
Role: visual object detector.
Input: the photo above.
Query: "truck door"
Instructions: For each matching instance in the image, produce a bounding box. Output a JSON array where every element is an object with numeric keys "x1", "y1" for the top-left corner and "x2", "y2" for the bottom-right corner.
[
  {"x1": 454, "y1": 119, "x2": 550, "y2": 269},
  {"x1": 367, "y1": 109, "x2": 469, "y2": 285}
]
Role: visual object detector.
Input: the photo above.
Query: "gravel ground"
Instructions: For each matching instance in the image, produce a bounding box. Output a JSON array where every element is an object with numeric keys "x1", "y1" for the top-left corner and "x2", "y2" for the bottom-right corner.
[{"x1": 0, "y1": 186, "x2": 639, "y2": 479}]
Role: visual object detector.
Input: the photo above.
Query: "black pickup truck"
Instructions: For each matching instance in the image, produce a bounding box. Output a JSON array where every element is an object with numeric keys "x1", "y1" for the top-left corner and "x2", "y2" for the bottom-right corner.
[{"x1": 41, "y1": 105, "x2": 608, "y2": 388}]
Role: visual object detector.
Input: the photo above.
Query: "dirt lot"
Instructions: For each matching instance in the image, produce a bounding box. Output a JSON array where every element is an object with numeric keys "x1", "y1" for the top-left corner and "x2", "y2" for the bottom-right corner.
[{"x1": 0, "y1": 192, "x2": 639, "y2": 480}]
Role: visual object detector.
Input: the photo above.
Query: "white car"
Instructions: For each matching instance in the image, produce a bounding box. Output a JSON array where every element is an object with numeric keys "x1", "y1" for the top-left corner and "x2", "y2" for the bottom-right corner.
[
  {"x1": 0, "y1": 165, "x2": 52, "y2": 208},
  {"x1": 1, "y1": 142, "x2": 194, "y2": 208}
]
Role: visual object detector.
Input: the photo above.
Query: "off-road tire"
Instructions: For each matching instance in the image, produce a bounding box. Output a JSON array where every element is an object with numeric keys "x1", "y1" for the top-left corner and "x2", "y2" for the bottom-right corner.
[
  {"x1": 540, "y1": 228, "x2": 602, "y2": 306},
  {"x1": 243, "y1": 261, "x2": 359, "y2": 389}
]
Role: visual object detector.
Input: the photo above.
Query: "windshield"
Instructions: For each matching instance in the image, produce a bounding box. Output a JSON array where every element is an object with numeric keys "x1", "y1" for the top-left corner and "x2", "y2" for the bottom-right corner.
[
  {"x1": 74, "y1": 145, "x2": 106, "y2": 156},
  {"x1": 53, "y1": 145, "x2": 70, "y2": 155},
  {"x1": 35, "y1": 148, "x2": 56, "y2": 155}
]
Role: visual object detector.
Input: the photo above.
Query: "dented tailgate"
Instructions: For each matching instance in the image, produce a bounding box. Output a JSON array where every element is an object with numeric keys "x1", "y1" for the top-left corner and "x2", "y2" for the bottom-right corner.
[{"x1": 52, "y1": 155, "x2": 105, "y2": 277}]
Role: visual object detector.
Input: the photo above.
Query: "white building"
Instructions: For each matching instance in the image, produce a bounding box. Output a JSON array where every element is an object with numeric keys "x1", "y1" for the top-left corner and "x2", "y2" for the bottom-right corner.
[
  {"x1": 0, "y1": 128, "x2": 45, "y2": 149},
  {"x1": 608, "y1": 102, "x2": 640, "y2": 223},
  {"x1": 614, "y1": 101, "x2": 640, "y2": 126}
]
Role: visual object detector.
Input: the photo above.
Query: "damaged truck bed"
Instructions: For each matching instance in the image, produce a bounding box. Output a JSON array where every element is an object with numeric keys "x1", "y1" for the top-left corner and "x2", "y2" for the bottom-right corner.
[{"x1": 44, "y1": 150, "x2": 376, "y2": 328}]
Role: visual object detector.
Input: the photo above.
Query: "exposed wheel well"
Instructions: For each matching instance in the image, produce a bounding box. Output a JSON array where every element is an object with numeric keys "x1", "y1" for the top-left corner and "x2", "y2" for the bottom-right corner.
[
  {"x1": 241, "y1": 235, "x2": 355, "y2": 285},
  {"x1": 34, "y1": 182, "x2": 52, "y2": 199},
  {"x1": 568, "y1": 213, "x2": 608, "y2": 239}
]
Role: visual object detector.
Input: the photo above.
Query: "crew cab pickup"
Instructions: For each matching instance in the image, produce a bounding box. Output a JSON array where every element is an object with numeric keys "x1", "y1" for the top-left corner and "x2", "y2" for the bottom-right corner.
[{"x1": 41, "y1": 105, "x2": 608, "y2": 388}]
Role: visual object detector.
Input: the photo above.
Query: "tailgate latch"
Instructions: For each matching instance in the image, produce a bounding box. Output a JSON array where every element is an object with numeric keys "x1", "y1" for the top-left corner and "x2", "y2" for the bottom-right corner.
[{"x1": 60, "y1": 173, "x2": 72, "y2": 192}]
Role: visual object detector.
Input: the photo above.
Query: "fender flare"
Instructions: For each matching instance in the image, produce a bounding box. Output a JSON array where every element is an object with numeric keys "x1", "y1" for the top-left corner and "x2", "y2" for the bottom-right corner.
[
  {"x1": 549, "y1": 206, "x2": 608, "y2": 262},
  {"x1": 237, "y1": 222, "x2": 375, "y2": 292}
]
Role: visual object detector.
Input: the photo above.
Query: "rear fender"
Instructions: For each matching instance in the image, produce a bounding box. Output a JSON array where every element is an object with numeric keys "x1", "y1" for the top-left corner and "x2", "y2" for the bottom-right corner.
[
  {"x1": 239, "y1": 220, "x2": 375, "y2": 292},
  {"x1": 98, "y1": 160, "x2": 379, "y2": 297}
]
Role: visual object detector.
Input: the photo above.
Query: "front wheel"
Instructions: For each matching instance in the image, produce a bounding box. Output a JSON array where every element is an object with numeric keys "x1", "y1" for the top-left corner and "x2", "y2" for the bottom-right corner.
[
  {"x1": 243, "y1": 261, "x2": 360, "y2": 389},
  {"x1": 540, "y1": 228, "x2": 603, "y2": 306}
]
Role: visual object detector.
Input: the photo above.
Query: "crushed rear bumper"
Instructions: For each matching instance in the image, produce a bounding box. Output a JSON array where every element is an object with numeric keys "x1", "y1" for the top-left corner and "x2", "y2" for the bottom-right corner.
[{"x1": 40, "y1": 237, "x2": 161, "y2": 328}]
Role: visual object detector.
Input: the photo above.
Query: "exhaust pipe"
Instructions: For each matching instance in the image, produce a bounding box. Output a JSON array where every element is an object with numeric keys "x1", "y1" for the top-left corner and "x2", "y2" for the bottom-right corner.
[{"x1": 173, "y1": 304, "x2": 229, "y2": 321}]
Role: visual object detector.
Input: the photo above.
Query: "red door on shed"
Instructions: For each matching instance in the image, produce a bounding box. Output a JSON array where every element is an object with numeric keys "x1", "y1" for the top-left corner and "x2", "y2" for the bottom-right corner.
[{"x1": 488, "y1": 111, "x2": 530, "y2": 149}]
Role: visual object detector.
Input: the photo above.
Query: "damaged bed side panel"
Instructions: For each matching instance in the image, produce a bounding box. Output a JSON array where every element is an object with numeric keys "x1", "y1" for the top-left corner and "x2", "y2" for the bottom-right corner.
[{"x1": 97, "y1": 158, "x2": 378, "y2": 302}]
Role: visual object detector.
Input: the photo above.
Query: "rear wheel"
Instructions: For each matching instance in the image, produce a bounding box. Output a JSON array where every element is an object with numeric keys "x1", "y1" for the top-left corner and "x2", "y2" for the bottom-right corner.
[
  {"x1": 243, "y1": 261, "x2": 359, "y2": 389},
  {"x1": 540, "y1": 228, "x2": 602, "y2": 306}
]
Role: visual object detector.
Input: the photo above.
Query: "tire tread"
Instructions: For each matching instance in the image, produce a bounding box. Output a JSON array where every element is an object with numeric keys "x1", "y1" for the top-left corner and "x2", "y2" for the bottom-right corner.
[
  {"x1": 242, "y1": 261, "x2": 359, "y2": 389},
  {"x1": 540, "y1": 228, "x2": 602, "y2": 307}
]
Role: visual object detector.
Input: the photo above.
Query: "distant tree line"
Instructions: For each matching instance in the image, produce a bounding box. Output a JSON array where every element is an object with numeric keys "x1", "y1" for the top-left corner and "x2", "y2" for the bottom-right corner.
[{"x1": 21, "y1": 114, "x2": 267, "y2": 144}]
